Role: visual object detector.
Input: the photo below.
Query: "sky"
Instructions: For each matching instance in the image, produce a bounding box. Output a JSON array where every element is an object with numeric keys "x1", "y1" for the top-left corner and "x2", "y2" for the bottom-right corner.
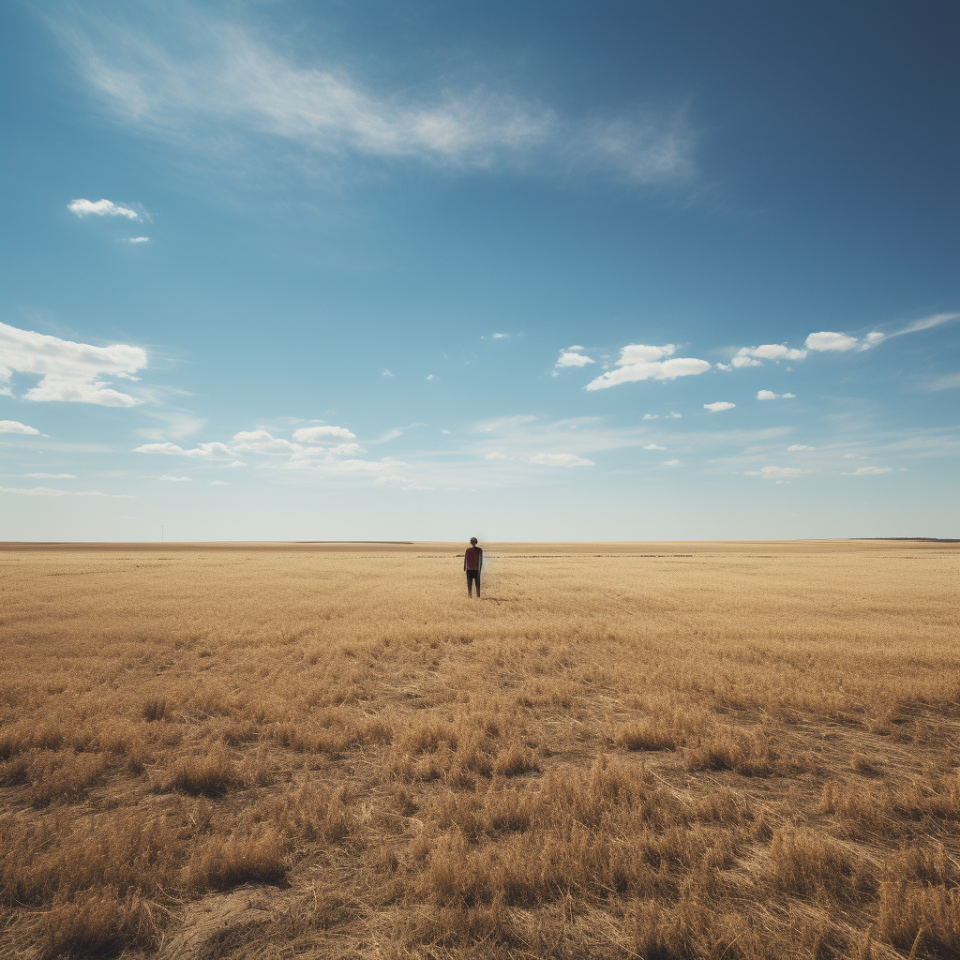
[{"x1": 1, "y1": 0, "x2": 957, "y2": 542}]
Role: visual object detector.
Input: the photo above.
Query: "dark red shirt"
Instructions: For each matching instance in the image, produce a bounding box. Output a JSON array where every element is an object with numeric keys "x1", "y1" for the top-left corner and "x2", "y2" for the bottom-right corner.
[{"x1": 464, "y1": 546, "x2": 482, "y2": 570}]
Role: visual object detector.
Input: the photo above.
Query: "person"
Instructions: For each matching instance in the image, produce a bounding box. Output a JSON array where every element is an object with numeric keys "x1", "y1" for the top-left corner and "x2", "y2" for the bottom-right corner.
[{"x1": 464, "y1": 537, "x2": 483, "y2": 598}]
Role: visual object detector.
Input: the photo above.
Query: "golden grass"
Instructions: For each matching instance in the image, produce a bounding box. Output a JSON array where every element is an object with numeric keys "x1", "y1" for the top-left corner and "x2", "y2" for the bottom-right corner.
[{"x1": 0, "y1": 540, "x2": 956, "y2": 959}]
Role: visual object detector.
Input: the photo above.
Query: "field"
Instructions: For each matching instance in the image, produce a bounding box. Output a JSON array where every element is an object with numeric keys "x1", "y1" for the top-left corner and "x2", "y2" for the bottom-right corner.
[{"x1": 0, "y1": 540, "x2": 957, "y2": 960}]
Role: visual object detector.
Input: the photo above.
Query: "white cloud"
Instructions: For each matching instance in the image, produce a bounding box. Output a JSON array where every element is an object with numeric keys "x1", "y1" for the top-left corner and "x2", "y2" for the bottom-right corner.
[
  {"x1": 292, "y1": 425, "x2": 356, "y2": 443},
  {"x1": 746, "y1": 466, "x2": 812, "y2": 480},
  {"x1": 68, "y1": 198, "x2": 141, "y2": 220},
  {"x1": 894, "y1": 312, "x2": 960, "y2": 336},
  {"x1": 757, "y1": 390, "x2": 795, "y2": 400},
  {"x1": 529, "y1": 453, "x2": 594, "y2": 467},
  {"x1": 662, "y1": 459, "x2": 680, "y2": 466},
  {"x1": 231, "y1": 429, "x2": 301, "y2": 455},
  {"x1": 492, "y1": 333, "x2": 509, "y2": 339},
  {"x1": 134, "y1": 441, "x2": 235, "y2": 459},
  {"x1": 585, "y1": 343, "x2": 710, "y2": 390},
  {"x1": 642, "y1": 414, "x2": 658, "y2": 420},
  {"x1": 567, "y1": 345, "x2": 585, "y2": 352},
  {"x1": 844, "y1": 466, "x2": 893, "y2": 476},
  {"x1": 382, "y1": 369, "x2": 393, "y2": 377},
  {"x1": 209, "y1": 480, "x2": 230, "y2": 486},
  {"x1": 704, "y1": 401, "x2": 735, "y2": 412},
  {"x1": 0, "y1": 420, "x2": 41, "y2": 434},
  {"x1": 730, "y1": 344, "x2": 807, "y2": 368},
  {"x1": 666, "y1": 412, "x2": 682, "y2": 419},
  {"x1": 0, "y1": 322, "x2": 146, "y2": 407},
  {"x1": 127, "y1": 236, "x2": 150, "y2": 243},
  {"x1": 426, "y1": 374, "x2": 436, "y2": 381},
  {"x1": 26, "y1": 473, "x2": 78, "y2": 479},
  {"x1": 805, "y1": 331, "x2": 882, "y2": 352},
  {"x1": 0, "y1": 486, "x2": 133, "y2": 497},
  {"x1": 787, "y1": 445, "x2": 816, "y2": 451},
  {"x1": 643, "y1": 443, "x2": 666, "y2": 450},
  {"x1": 56, "y1": 11, "x2": 693, "y2": 185},
  {"x1": 159, "y1": 475, "x2": 192, "y2": 481},
  {"x1": 556, "y1": 350, "x2": 595, "y2": 368}
]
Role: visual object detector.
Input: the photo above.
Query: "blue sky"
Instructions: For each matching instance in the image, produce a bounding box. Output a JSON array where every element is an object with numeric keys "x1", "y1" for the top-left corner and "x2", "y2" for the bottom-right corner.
[{"x1": 1, "y1": 0, "x2": 957, "y2": 541}]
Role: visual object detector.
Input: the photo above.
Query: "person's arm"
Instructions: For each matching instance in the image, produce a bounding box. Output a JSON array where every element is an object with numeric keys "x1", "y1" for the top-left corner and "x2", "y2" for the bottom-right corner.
[{"x1": 478, "y1": 548, "x2": 483, "y2": 571}]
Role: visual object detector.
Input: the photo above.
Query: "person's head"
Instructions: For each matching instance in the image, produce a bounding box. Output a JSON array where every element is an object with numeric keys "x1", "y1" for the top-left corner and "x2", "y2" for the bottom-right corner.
[{"x1": 469, "y1": 537, "x2": 478, "y2": 545}]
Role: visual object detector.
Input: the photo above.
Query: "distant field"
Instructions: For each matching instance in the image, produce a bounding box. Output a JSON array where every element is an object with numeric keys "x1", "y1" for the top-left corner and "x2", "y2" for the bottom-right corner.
[{"x1": 0, "y1": 542, "x2": 957, "y2": 959}]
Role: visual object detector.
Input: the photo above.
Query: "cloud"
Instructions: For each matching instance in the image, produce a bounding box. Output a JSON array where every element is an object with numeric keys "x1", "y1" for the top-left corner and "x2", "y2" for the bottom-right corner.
[
  {"x1": 757, "y1": 390, "x2": 795, "y2": 400},
  {"x1": 68, "y1": 198, "x2": 141, "y2": 220},
  {"x1": 426, "y1": 374, "x2": 436, "y2": 381},
  {"x1": 704, "y1": 401, "x2": 735, "y2": 412},
  {"x1": 231, "y1": 429, "x2": 301, "y2": 455},
  {"x1": 492, "y1": 333, "x2": 509, "y2": 339},
  {"x1": 209, "y1": 480, "x2": 230, "y2": 486},
  {"x1": 585, "y1": 344, "x2": 710, "y2": 390},
  {"x1": 746, "y1": 466, "x2": 812, "y2": 480},
  {"x1": 844, "y1": 466, "x2": 893, "y2": 476},
  {"x1": 54, "y1": 8, "x2": 693, "y2": 185},
  {"x1": 0, "y1": 322, "x2": 146, "y2": 407},
  {"x1": 0, "y1": 420, "x2": 41, "y2": 434},
  {"x1": 0, "y1": 486, "x2": 133, "y2": 497},
  {"x1": 292, "y1": 425, "x2": 356, "y2": 443},
  {"x1": 556, "y1": 350, "x2": 595, "y2": 368},
  {"x1": 805, "y1": 331, "x2": 883, "y2": 352},
  {"x1": 892, "y1": 312, "x2": 959, "y2": 336},
  {"x1": 787, "y1": 445, "x2": 816, "y2": 451},
  {"x1": 134, "y1": 441, "x2": 235, "y2": 459},
  {"x1": 485, "y1": 452, "x2": 509, "y2": 460},
  {"x1": 642, "y1": 414, "x2": 658, "y2": 420},
  {"x1": 127, "y1": 236, "x2": 150, "y2": 243},
  {"x1": 729, "y1": 344, "x2": 807, "y2": 368},
  {"x1": 159, "y1": 475, "x2": 192, "y2": 481},
  {"x1": 662, "y1": 459, "x2": 680, "y2": 466},
  {"x1": 529, "y1": 453, "x2": 594, "y2": 467},
  {"x1": 643, "y1": 443, "x2": 666, "y2": 450},
  {"x1": 26, "y1": 473, "x2": 78, "y2": 479},
  {"x1": 666, "y1": 412, "x2": 682, "y2": 419},
  {"x1": 382, "y1": 369, "x2": 393, "y2": 377}
]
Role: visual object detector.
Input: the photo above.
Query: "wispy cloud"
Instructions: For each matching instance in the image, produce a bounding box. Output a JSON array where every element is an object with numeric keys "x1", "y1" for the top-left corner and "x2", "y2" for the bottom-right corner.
[
  {"x1": 643, "y1": 443, "x2": 666, "y2": 450},
  {"x1": 68, "y1": 198, "x2": 141, "y2": 220},
  {"x1": 159, "y1": 474, "x2": 192, "y2": 481},
  {"x1": 585, "y1": 344, "x2": 710, "y2": 391},
  {"x1": 0, "y1": 420, "x2": 41, "y2": 434},
  {"x1": 529, "y1": 452, "x2": 594, "y2": 467},
  {"x1": 0, "y1": 322, "x2": 146, "y2": 406},
  {"x1": 745, "y1": 466, "x2": 812, "y2": 480},
  {"x1": 843, "y1": 465, "x2": 892, "y2": 476},
  {"x1": 26, "y1": 473, "x2": 77, "y2": 479},
  {"x1": 127, "y1": 236, "x2": 150, "y2": 243},
  {"x1": 0, "y1": 486, "x2": 133, "y2": 497},
  {"x1": 787, "y1": 444, "x2": 816, "y2": 451},
  {"x1": 891, "y1": 312, "x2": 960, "y2": 337},
  {"x1": 53, "y1": 6, "x2": 694, "y2": 185}
]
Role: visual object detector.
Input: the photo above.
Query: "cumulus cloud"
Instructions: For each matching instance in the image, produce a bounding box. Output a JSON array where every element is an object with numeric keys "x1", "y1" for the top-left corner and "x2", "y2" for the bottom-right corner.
[
  {"x1": 0, "y1": 486, "x2": 133, "y2": 497},
  {"x1": 0, "y1": 420, "x2": 41, "y2": 434},
  {"x1": 231, "y1": 430, "x2": 301, "y2": 455},
  {"x1": 68, "y1": 198, "x2": 141, "y2": 220},
  {"x1": 844, "y1": 466, "x2": 893, "y2": 476},
  {"x1": 134, "y1": 441, "x2": 235, "y2": 459},
  {"x1": 585, "y1": 344, "x2": 710, "y2": 390},
  {"x1": 556, "y1": 350, "x2": 595, "y2": 368},
  {"x1": 787, "y1": 444, "x2": 816, "y2": 451},
  {"x1": 746, "y1": 466, "x2": 812, "y2": 480},
  {"x1": 643, "y1": 443, "x2": 666, "y2": 450},
  {"x1": 0, "y1": 321, "x2": 146, "y2": 407},
  {"x1": 729, "y1": 344, "x2": 807, "y2": 368},
  {"x1": 529, "y1": 453, "x2": 594, "y2": 467},
  {"x1": 26, "y1": 473, "x2": 78, "y2": 479},
  {"x1": 292, "y1": 425, "x2": 356, "y2": 443},
  {"x1": 704, "y1": 401, "x2": 735, "y2": 412},
  {"x1": 805, "y1": 331, "x2": 884, "y2": 352},
  {"x1": 757, "y1": 390, "x2": 795, "y2": 400}
]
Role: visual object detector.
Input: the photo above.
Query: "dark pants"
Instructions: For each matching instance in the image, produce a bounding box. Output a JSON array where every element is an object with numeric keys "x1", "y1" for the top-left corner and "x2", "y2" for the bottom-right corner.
[{"x1": 466, "y1": 569, "x2": 481, "y2": 591}]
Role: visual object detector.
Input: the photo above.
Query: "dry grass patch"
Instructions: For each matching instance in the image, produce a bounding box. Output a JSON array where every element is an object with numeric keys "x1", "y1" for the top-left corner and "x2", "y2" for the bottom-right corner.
[{"x1": 0, "y1": 540, "x2": 956, "y2": 959}]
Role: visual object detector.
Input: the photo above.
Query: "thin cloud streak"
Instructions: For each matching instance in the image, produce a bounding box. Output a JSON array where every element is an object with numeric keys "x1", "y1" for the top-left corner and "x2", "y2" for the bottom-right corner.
[{"x1": 53, "y1": 7, "x2": 694, "y2": 184}]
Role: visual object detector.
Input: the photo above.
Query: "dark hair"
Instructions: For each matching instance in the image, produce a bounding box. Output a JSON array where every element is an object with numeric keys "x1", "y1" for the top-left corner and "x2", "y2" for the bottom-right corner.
[{"x1": 469, "y1": 537, "x2": 478, "y2": 544}]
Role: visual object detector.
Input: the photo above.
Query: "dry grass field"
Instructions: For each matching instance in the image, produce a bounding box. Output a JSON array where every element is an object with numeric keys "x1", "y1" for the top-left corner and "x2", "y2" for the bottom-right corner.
[{"x1": 0, "y1": 540, "x2": 956, "y2": 960}]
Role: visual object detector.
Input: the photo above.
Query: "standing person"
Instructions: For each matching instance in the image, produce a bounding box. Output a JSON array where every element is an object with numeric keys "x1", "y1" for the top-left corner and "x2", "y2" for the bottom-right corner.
[{"x1": 464, "y1": 537, "x2": 483, "y2": 598}]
